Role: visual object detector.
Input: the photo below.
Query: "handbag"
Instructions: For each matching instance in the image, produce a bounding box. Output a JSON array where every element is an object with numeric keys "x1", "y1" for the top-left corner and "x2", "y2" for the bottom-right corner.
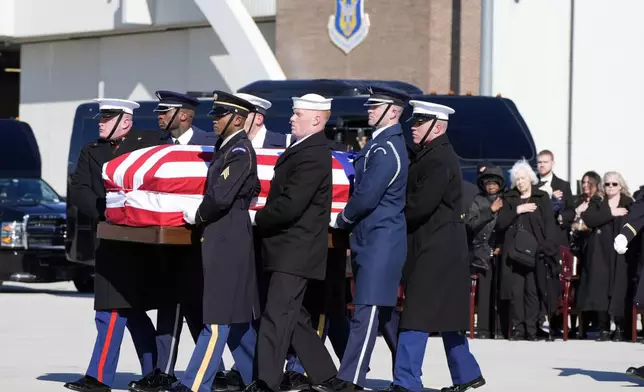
[{"x1": 508, "y1": 224, "x2": 538, "y2": 268}]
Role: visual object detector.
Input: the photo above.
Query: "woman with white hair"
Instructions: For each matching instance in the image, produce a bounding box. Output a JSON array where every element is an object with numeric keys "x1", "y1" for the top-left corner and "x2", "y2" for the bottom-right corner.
[
  {"x1": 576, "y1": 171, "x2": 635, "y2": 341},
  {"x1": 496, "y1": 159, "x2": 560, "y2": 341}
]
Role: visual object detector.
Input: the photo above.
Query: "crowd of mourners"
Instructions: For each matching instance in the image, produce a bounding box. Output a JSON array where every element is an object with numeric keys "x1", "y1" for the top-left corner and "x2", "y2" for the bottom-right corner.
[{"x1": 465, "y1": 149, "x2": 644, "y2": 342}]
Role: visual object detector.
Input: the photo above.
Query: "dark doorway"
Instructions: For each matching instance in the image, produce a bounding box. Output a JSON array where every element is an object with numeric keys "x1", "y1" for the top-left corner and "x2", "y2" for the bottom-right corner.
[{"x1": 0, "y1": 46, "x2": 20, "y2": 119}]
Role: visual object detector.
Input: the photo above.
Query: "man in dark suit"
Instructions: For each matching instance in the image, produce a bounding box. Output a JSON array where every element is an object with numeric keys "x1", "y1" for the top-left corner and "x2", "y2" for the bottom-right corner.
[
  {"x1": 129, "y1": 90, "x2": 221, "y2": 392},
  {"x1": 536, "y1": 149, "x2": 574, "y2": 246},
  {"x1": 244, "y1": 93, "x2": 338, "y2": 392},
  {"x1": 535, "y1": 149, "x2": 574, "y2": 339},
  {"x1": 64, "y1": 99, "x2": 170, "y2": 392},
  {"x1": 388, "y1": 100, "x2": 485, "y2": 392},
  {"x1": 235, "y1": 92, "x2": 291, "y2": 148},
  {"x1": 163, "y1": 91, "x2": 260, "y2": 392}
]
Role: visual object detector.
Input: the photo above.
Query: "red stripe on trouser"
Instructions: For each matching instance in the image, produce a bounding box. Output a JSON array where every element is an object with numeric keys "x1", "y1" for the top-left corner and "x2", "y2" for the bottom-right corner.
[{"x1": 97, "y1": 310, "x2": 118, "y2": 383}]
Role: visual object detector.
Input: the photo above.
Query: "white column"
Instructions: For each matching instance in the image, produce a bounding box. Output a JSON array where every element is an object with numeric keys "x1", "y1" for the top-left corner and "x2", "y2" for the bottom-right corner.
[{"x1": 194, "y1": 0, "x2": 285, "y2": 91}]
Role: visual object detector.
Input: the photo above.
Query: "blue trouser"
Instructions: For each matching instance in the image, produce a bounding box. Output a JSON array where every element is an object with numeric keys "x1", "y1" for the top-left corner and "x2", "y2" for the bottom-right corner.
[
  {"x1": 285, "y1": 314, "x2": 350, "y2": 374},
  {"x1": 86, "y1": 310, "x2": 157, "y2": 387},
  {"x1": 156, "y1": 304, "x2": 225, "y2": 376},
  {"x1": 336, "y1": 305, "x2": 399, "y2": 387},
  {"x1": 179, "y1": 323, "x2": 256, "y2": 392},
  {"x1": 393, "y1": 330, "x2": 482, "y2": 391}
]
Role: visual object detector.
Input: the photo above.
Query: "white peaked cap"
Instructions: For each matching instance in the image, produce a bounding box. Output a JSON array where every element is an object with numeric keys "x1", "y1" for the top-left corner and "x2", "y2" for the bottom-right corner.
[
  {"x1": 409, "y1": 100, "x2": 455, "y2": 120},
  {"x1": 292, "y1": 93, "x2": 333, "y2": 111},
  {"x1": 93, "y1": 98, "x2": 141, "y2": 114},
  {"x1": 235, "y1": 93, "x2": 272, "y2": 112}
]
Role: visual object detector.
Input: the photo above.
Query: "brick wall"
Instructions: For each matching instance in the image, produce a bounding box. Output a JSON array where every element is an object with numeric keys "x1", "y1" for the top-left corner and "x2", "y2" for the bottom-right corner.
[{"x1": 275, "y1": 0, "x2": 480, "y2": 94}]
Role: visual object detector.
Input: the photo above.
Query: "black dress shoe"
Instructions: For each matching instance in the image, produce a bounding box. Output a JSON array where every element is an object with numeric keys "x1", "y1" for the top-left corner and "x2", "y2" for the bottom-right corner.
[
  {"x1": 508, "y1": 331, "x2": 523, "y2": 341},
  {"x1": 279, "y1": 371, "x2": 312, "y2": 391},
  {"x1": 64, "y1": 375, "x2": 111, "y2": 392},
  {"x1": 213, "y1": 372, "x2": 229, "y2": 392},
  {"x1": 311, "y1": 377, "x2": 355, "y2": 392},
  {"x1": 526, "y1": 334, "x2": 539, "y2": 342},
  {"x1": 129, "y1": 369, "x2": 178, "y2": 392},
  {"x1": 243, "y1": 380, "x2": 275, "y2": 392},
  {"x1": 612, "y1": 329, "x2": 624, "y2": 342},
  {"x1": 440, "y1": 376, "x2": 486, "y2": 391},
  {"x1": 626, "y1": 366, "x2": 644, "y2": 380},
  {"x1": 162, "y1": 383, "x2": 192, "y2": 392},
  {"x1": 377, "y1": 384, "x2": 412, "y2": 392},
  {"x1": 476, "y1": 331, "x2": 490, "y2": 340},
  {"x1": 226, "y1": 369, "x2": 246, "y2": 391},
  {"x1": 596, "y1": 330, "x2": 611, "y2": 342}
]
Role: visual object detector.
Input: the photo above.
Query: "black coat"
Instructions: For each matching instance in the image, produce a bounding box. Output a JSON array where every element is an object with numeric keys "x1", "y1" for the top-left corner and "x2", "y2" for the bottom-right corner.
[
  {"x1": 255, "y1": 131, "x2": 333, "y2": 281},
  {"x1": 195, "y1": 131, "x2": 261, "y2": 324},
  {"x1": 69, "y1": 129, "x2": 170, "y2": 310},
  {"x1": 401, "y1": 134, "x2": 470, "y2": 333},
  {"x1": 577, "y1": 194, "x2": 635, "y2": 318},
  {"x1": 496, "y1": 188, "x2": 561, "y2": 315},
  {"x1": 465, "y1": 165, "x2": 505, "y2": 269},
  {"x1": 541, "y1": 174, "x2": 575, "y2": 246}
]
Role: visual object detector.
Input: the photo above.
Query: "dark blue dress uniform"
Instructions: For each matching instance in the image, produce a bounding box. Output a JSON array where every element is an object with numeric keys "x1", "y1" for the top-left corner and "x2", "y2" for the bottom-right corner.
[
  {"x1": 65, "y1": 99, "x2": 169, "y2": 392},
  {"x1": 168, "y1": 92, "x2": 260, "y2": 392},
  {"x1": 393, "y1": 100, "x2": 484, "y2": 392},
  {"x1": 127, "y1": 91, "x2": 223, "y2": 392},
  {"x1": 333, "y1": 86, "x2": 409, "y2": 388}
]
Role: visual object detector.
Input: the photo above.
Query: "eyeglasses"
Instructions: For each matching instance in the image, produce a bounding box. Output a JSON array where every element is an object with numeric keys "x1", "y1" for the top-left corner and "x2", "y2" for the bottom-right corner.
[{"x1": 604, "y1": 182, "x2": 619, "y2": 187}]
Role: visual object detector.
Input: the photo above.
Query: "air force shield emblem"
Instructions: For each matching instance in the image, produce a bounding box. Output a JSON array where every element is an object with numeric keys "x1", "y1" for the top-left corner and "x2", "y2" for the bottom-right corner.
[{"x1": 328, "y1": 0, "x2": 370, "y2": 54}]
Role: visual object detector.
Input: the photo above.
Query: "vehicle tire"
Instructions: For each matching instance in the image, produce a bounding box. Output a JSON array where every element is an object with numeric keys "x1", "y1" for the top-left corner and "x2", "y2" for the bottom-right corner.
[{"x1": 73, "y1": 273, "x2": 94, "y2": 293}]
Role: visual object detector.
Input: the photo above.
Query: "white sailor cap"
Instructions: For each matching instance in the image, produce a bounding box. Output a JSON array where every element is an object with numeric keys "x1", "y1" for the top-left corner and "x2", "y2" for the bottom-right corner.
[
  {"x1": 292, "y1": 93, "x2": 333, "y2": 111},
  {"x1": 408, "y1": 100, "x2": 455, "y2": 121},
  {"x1": 235, "y1": 93, "x2": 272, "y2": 115},
  {"x1": 93, "y1": 98, "x2": 140, "y2": 118}
]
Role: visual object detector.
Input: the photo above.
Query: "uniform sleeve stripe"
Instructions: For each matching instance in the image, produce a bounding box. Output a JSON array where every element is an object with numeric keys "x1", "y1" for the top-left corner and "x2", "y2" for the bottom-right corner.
[
  {"x1": 386, "y1": 141, "x2": 401, "y2": 187},
  {"x1": 626, "y1": 223, "x2": 637, "y2": 236}
]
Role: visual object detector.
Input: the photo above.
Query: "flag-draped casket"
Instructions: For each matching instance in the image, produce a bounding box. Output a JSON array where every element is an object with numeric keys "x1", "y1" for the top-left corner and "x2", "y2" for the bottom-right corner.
[{"x1": 102, "y1": 145, "x2": 355, "y2": 228}]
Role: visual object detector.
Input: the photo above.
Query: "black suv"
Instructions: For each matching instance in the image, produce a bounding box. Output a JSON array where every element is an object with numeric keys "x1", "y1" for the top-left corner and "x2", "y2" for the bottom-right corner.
[{"x1": 0, "y1": 119, "x2": 93, "y2": 292}]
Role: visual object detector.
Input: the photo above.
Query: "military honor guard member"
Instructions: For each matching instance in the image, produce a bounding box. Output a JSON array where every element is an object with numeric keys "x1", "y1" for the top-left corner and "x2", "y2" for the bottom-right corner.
[
  {"x1": 245, "y1": 93, "x2": 338, "y2": 392},
  {"x1": 155, "y1": 90, "x2": 219, "y2": 146},
  {"x1": 164, "y1": 92, "x2": 261, "y2": 392},
  {"x1": 389, "y1": 100, "x2": 485, "y2": 392},
  {"x1": 235, "y1": 92, "x2": 291, "y2": 148},
  {"x1": 65, "y1": 99, "x2": 170, "y2": 392},
  {"x1": 129, "y1": 90, "x2": 221, "y2": 392},
  {"x1": 320, "y1": 86, "x2": 409, "y2": 392}
]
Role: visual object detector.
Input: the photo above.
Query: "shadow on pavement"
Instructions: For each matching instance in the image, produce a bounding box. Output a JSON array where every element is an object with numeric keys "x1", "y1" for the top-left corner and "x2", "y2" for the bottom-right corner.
[
  {"x1": 38, "y1": 372, "x2": 140, "y2": 389},
  {"x1": 0, "y1": 283, "x2": 92, "y2": 298},
  {"x1": 364, "y1": 378, "x2": 439, "y2": 392},
  {"x1": 555, "y1": 367, "x2": 644, "y2": 385}
]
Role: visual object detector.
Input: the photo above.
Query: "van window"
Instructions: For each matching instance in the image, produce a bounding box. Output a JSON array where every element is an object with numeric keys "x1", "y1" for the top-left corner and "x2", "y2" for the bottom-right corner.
[{"x1": 0, "y1": 120, "x2": 41, "y2": 178}]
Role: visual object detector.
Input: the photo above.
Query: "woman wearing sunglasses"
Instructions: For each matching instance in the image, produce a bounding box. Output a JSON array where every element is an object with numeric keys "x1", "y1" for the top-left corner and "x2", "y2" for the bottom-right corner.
[{"x1": 577, "y1": 171, "x2": 635, "y2": 341}]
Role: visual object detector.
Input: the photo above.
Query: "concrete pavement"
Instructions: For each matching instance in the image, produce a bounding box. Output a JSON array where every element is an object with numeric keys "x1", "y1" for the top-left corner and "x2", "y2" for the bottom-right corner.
[{"x1": 1, "y1": 281, "x2": 643, "y2": 391}]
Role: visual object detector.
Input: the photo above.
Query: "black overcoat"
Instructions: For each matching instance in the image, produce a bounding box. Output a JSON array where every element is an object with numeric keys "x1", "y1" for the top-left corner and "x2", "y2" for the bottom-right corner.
[
  {"x1": 400, "y1": 134, "x2": 470, "y2": 333},
  {"x1": 69, "y1": 129, "x2": 171, "y2": 310},
  {"x1": 255, "y1": 131, "x2": 333, "y2": 281},
  {"x1": 196, "y1": 131, "x2": 261, "y2": 324},
  {"x1": 576, "y1": 194, "x2": 634, "y2": 318},
  {"x1": 496, "y1": 188, "x2": 561, "y2": 315}
]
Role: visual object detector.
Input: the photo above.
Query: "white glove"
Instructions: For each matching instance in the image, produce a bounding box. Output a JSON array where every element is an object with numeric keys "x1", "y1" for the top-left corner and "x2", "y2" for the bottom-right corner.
[{"x1": 614, "y1": 234, "x2": 628, "y2": 254}]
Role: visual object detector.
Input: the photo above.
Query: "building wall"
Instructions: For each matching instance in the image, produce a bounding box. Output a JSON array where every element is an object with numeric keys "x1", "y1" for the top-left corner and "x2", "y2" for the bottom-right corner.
[
  {"x1": 5, "y1": 0, "x2": 275, "y2": 40},
  {"x1": 275, "y1": 0, "x2": 480, "y2": 94},
  {"x1": 19, "y1": 24, "x2": 275, "y2": 195},
  {"x1": 491, "y1": 0, "x2": 644, "y2": 189},
  {"x1": 569, "y1": 0, "x2": 644, "y2": 190}
]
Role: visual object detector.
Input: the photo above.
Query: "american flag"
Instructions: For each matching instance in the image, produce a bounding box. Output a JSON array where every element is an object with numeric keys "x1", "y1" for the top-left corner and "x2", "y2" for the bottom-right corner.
[{"x1": 102, "y1": 144, "x2": 355, "y2": 227}]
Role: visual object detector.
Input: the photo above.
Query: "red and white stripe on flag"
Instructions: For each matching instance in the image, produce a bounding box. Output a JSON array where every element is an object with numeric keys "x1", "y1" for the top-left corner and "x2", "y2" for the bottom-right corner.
[{"x1": 102, "y1": 145, "x2": 350, "y2": 227}]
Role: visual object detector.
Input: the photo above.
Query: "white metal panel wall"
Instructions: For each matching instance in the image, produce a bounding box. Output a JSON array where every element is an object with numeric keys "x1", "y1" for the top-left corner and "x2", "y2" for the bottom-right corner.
[
  {"x1": 570, "y1": 0, "x2": 644, "y2": 190},
  {"x1": 491, "y1": 0, "x2": 572, "y2": 180},
  {"x1": 11, "y1": 0, "x2": 275, "y2": 39},
  {"x1": 0, "y1": 0, "x2": 15, "y2": 37},
  {"x1": 19, "y1": 25, "x2": 274, "y2": 195}
]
